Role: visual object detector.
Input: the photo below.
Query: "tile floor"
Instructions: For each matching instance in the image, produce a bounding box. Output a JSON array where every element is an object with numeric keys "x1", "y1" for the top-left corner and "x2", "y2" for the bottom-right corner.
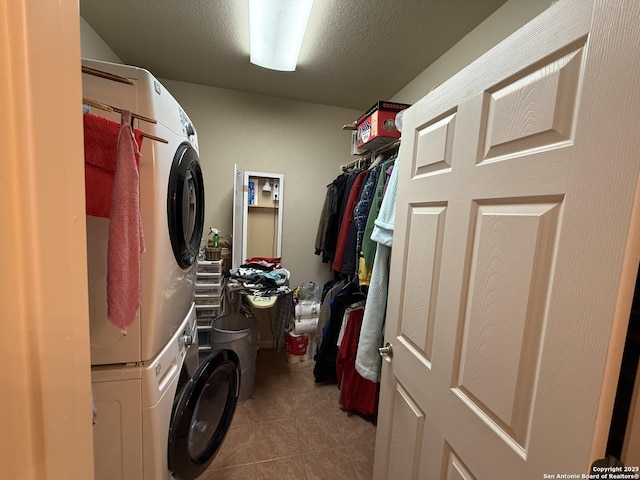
[{"x1": 201, "y1": 348, "x2": 377, "y2": 480}]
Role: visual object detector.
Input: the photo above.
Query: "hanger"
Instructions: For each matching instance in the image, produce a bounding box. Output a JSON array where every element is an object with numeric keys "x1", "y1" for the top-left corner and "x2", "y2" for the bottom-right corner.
[
  {"x1": 83, "y1": 97, "x2": 168, "y2": 144},
  {"x1": 341, "y1": 153, "x2": 372, "y2": 172},
  {"x1": 341, "y1": 140, "x2": 400, "y2": 172},
  {"x1": 338, "y1": 275, "x2": 366, "y2": 301},
  {"x1": 376, "y1": 140, "x2": 401, "y2": 157},
  {"x1": 367, "y1": 140, "x2": 401, "y2": 170},
  {"x1": 368, "y1": 153, "x2": 385, "y2": 170}
]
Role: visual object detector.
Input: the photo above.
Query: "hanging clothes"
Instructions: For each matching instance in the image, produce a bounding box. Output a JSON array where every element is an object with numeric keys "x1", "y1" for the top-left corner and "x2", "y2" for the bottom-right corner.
[
  {"x1": 314, "y1": 278, "x2": 347, "y2": 348},
  {"x1": 314, "y1": 183, "x2": 333, "y2": 261},
  {"x1": 274, "y1": 291, "x2": 294, "y2": 351},
  {"x1": 312, "y1": 141, "x2": 401, "y2": 416},
  {"x1": 332, "y1": 169, "x2": 368, "y2": 274},
  {"x1": 336, "y1": 306, "x2": 379, "y2": 416},
  {"x1": 352, "y1": 164, "x2": 382, "y2": 280},
  {"x1": 313, "y1": 287, "x2": 363, "y2": 383},
  {"x1": 107, "y1": 110, "x2": 145, "y2": 334},
  {"x1": 355, "y1": 156, "x2": 400, "y2": 382},
  {"x1": 319, "y1": 173, "x2": 350, "y2": 263},
  {"x1": 359, "y1": 156, "x2": 396, "y2": 285},
  {"x1": 342, "y1": 165, "x2": 381, "y2": 278}
]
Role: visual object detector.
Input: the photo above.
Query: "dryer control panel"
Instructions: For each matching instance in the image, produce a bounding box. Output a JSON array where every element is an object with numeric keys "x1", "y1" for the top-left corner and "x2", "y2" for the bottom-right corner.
[{"x1": 178, "y1": 107, "x2": 198, "y2": 152}]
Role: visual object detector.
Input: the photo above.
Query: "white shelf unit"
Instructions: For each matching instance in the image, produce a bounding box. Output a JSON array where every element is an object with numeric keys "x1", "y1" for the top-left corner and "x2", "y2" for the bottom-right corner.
[{"x1": 194, "y1": 259, "x2": 224, "y2": 358}]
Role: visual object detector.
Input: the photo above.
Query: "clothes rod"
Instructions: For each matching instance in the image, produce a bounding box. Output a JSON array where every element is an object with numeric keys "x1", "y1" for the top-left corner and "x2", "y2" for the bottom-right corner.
[
  {"x1": 111, "y1": 106, "x2": 157, "y2": 125},
  {"x1": 83, "y1": 97, "x2": 168, "y2": 144},
  {"x1": 83, "y1": 97, "x2": 157, "y2": 125},
  {"x1": 342, "y1": 140, "x2": 400, "y2": 171},
  {"x1": 342, "y1": 155, "x2": 370, "y2": 172},
  {"x1": 83, "y1": 98, "x2": 113, "y2": 113},
  {"x1": 375, "y1": 140, "x2": 401, "y2": 156},
  {"x1": 82, "y1": 65, "x2": 135, "y2": 85}
]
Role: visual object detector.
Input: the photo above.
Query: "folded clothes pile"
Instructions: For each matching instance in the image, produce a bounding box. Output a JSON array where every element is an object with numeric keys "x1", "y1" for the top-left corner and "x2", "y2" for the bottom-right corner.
[
  {"x1": 226, "y1": 267, "x2": 290, "y2": 290},
  {"x1": 240, "y1": 256, "x2": 282, "y2": 271}
]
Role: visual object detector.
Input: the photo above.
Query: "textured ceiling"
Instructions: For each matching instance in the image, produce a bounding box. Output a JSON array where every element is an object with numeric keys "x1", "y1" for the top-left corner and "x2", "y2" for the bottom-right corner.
[{"x1": 80, "y1": 0, "x2": 508, "y2": 111}]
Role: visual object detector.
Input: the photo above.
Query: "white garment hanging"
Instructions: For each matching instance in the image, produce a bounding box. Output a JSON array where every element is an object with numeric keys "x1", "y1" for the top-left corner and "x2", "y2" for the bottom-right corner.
[{"x1": 355, "y1": 158, "x2": 399, "y2": 382}]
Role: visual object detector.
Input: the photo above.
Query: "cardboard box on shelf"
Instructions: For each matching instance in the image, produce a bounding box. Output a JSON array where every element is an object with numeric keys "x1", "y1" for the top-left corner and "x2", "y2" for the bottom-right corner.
[
  {"x1": 354, "y1": 101, "x2": 411, "y2": 152},
  {"x1": 351, "y1": 130, "x2": 367, "y2": 155}
]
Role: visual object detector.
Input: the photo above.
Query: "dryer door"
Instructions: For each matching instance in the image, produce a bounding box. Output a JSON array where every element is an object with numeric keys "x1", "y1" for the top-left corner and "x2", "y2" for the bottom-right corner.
[
  {"x1": 168, "y1": 349, "x2": 240, "y2": 480},
  {"x1": 167, "y1": 142, "x2": 205, "y2": 269}
]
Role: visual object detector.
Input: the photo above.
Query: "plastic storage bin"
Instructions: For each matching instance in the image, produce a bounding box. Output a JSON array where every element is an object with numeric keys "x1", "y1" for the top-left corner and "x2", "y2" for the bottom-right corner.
[
  {"x1": 195, "y1": 283, "x2": 222, "y2": 296},
  {"x1": 198, "y1": 260, "x2": 223, "y2": 274},
  {"x1": 210, "y1": 314, "x2": 259, "y2": 403},
  {"x1": 194, "y1": 294, "x2": 221, "y2": 306},
  {"x1": 196, "y1": 272, "x2": 222, "y2": 285}
]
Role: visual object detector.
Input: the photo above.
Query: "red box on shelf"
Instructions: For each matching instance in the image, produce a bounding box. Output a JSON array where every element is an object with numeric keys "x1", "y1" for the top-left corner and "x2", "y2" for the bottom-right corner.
[{"x1": 355, "y1": 101, "x2": 411, "y2": 151}]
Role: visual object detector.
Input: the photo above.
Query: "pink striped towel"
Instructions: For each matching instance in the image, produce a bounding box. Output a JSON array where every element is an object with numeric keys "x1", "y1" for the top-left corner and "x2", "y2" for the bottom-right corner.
[{"x1": 107, "y1": 111, "x2": 145, "y2": 334}]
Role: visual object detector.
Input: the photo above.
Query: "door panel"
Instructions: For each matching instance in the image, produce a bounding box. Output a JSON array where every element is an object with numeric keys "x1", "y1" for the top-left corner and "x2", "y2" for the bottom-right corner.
[
  {"x1": 443, "y1": 447, "x2": 476, "y2": 480},
  {"x1": 401, "y1": 204, "x2": 446, "y2": 363},
  {"x1": 482, "y1": 47, "x2": 582, "y2": 161},
  {"x1": 454, "y1": 199, "x2": 560, "y2": 449},
  {"x1": 387, "y1": 385, "x2": 425, "y2": 479},
  {"x1": 375, "y1": 0, "x2": 640, "y2": 478}
]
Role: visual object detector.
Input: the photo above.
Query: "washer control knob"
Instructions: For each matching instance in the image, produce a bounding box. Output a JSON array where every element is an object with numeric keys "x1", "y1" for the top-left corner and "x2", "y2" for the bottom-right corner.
[
  {"x1": 182, "y1": 334, "x2": 193, "y2": 347},
  {"x1": 185, "y1": 123, "x2": 195, "y2": 137}
]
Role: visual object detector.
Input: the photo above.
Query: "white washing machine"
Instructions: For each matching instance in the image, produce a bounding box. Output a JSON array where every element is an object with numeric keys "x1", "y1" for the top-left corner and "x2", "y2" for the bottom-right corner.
[
  {"x1": 92, "y1": 305, "x2": 240, "y2": 480},
  {"x1": 83, "y1": 58, "x2": 205, "y2": 365}
]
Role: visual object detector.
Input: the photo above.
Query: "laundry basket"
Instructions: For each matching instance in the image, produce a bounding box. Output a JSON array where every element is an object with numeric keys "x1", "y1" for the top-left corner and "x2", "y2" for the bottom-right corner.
[{"x1": 210, "y1": 314, "x2": 259, "y2": 403}]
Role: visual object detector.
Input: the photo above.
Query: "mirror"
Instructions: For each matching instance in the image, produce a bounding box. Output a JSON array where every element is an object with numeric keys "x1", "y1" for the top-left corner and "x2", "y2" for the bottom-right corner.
[{"x1": 232, "y1": 166, "x2": 284, "y2": 268}]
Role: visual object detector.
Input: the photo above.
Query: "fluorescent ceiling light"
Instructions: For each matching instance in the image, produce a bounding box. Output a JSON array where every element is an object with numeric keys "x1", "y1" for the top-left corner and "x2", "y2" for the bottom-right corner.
[{"x1": 249, "y1": 0, "x2": 314, "y2": 71}]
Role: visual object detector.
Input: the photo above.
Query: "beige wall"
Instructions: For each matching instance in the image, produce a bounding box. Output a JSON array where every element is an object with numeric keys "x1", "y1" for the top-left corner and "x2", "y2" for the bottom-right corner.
[
  {"x1": 80, "y1": 16, "x2": 122, "y2": 63},
  {"x1": 392, "y1": 0, "x2": 553, "y2": 105},
  {"x1": 161, "y1": 79, "x2": 359, "y2": 287}
]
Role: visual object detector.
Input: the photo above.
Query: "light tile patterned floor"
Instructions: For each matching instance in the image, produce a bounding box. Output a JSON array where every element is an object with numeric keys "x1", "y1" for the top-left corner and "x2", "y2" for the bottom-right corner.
[{"x1": 201, "y1": 349, "x2": 377, "y2": 480}]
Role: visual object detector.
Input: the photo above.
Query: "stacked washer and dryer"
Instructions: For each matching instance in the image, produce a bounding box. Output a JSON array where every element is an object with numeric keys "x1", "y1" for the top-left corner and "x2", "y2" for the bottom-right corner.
[{"x1": 84, "y1": 59, "x2": 239, "y2": 480}]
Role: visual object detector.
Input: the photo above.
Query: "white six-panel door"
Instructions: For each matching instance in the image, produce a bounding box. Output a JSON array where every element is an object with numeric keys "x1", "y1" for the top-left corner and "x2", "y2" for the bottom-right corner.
[{"x1": 374, "y1": 0, "x2": 640, "y2": 478}]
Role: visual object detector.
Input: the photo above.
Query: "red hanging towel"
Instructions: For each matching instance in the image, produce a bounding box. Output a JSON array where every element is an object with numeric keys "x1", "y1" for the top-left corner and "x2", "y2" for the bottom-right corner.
[
  {"x1": 83, "y1": 112, "x2": 143, "y2": 218},
  {"x1": 106, "y1": 111, "x2": 145, "y2": 334}
]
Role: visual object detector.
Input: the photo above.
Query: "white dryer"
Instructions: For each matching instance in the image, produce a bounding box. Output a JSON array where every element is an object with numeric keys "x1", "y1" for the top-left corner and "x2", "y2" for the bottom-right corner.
[
  {"x1": 92, "y1": 305, "x2": 241, "y2": 480},
  {"x1": 83, "y1": 59, "x2": 205, "y2": 365}
]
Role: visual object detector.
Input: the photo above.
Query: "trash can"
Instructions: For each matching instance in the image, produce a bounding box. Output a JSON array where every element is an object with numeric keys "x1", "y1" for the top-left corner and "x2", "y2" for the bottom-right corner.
[{"x1": 210, "y1": 314, "x2": 259, "y2": 403}]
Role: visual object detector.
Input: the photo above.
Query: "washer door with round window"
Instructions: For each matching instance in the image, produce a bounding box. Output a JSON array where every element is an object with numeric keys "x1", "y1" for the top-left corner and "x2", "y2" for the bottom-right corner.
[
  {"x1": 168, "y1": 349, "x2": 240, "y2": 480},
  {"x1": 167, "y1": 142, "x2": 205, "y2": 270}
]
